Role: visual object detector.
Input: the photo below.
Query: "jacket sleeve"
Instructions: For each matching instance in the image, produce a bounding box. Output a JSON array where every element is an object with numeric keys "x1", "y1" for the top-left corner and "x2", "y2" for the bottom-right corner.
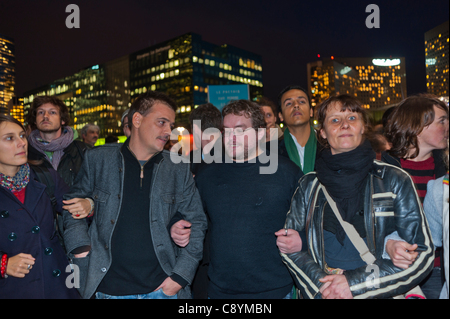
[
  {"x1": 281, "y1": 177, "x2": 329, "y2": 299},
  {"x1": 61, "y1": 149, "x2": 93, "y2": 257},
  {"x1": 344, "y1": 168, "x2": 435, "y2": 299},
  {"x1": 170, "y1": 164, "x2": 207, "y2": 285}
]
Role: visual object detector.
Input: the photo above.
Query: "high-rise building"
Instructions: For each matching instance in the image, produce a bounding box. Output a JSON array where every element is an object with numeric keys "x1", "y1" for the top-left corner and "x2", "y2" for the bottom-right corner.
[
  {"x1": 23, "y1": 55, "x2": 130, "y2": 137},
  {"x1": 307, "y1": 57, "x2": 407, "y2": 110},
  {"x1": 0, "y1": 33, "x2": 15, "y2": 115},
  {"x1": 129, "y1": 33, "x2": 263, "y2": 126},
  {"x1": 307, "y1": 59, "x2": 360, "y2": 108},
  {"x1": 425, "y1": 20, "x2": 449, "y2": 97},
  {"x1": 7, "y1": 96, "x2": 24, "y2": 123},
  {"x1": 23, "y1": 32, "x2": 263, "y2": 135}
]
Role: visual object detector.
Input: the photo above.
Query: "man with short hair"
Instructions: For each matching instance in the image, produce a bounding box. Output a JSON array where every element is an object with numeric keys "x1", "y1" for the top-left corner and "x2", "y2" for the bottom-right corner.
[
  {"x1": 188, "y1": 103, "x2": 223, "y2": 175},
  {"x1": 80, "y1": 123, "x2": 99, "y2": 148},
  {"x1": 62, "y1": 91, "x2": 207, "y2": 299},
  {"x1": 278, "y1": 85, "x2": 321, "y2": 174},
  {"x1": 121, "y1": 109, "x2": 131, "y2": 138},
  {"x1": 194, "y1": 99, "x2": 303, "y2": 299}
]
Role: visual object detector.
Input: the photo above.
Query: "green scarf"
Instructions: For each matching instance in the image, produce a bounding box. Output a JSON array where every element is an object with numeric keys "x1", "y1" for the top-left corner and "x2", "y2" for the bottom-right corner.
[{"x1": 284, "y1": 125, "x2": 317, "y2": 174}]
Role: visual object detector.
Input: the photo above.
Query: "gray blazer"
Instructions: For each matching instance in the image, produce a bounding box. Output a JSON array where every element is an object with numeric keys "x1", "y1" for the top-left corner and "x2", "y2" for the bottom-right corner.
[{"x1": 62, "y1": 143, "x2": 207, "y2": 299}]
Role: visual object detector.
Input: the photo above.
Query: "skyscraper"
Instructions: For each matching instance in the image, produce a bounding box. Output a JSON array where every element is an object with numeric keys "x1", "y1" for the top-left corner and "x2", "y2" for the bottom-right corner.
[
  {"x1": 307, "y1": 57, "x2": 407, "y2": 110},
  {"x1": 0, "y1": 33, "x2": 15, "y2": 116},
  {"x1": 425, "y1": 20, "x2": 449, "y2": 97},
  {"x1": 23, "y1": 33, "x2": 263, "y2": 134},
  {"x1": 129, "y1": 33, "x2": 263, "y2": 126}
]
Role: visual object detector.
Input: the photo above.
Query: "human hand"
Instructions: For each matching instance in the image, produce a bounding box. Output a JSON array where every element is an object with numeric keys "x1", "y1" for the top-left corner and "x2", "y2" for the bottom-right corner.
[
  {"x1": 63, "y1": 198, "x2": 92, "y2": 219},
  {"x1": 275, "y1": 229, "x2": 302, "y2": 254},
  {"x1": 154, "y1": 277, "x2": 182, "y2": 296},
  {"x1": 7, "y1": 253, "x2": 35, "y2": 278},
  {"x1": 171, "y1": 220, "x2": 192, "y2": 247},
  {"x1": 319, "y1": 275, "x2": 353, "y2": 299},
  {"x1": 386, "y1": 240, "x2": 418, "y2": 269}
]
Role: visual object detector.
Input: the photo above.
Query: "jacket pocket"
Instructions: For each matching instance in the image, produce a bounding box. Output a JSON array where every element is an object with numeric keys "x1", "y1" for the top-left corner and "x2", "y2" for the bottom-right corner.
[
  {"x1": 373, "y1": 194, "x2": 395, "y2": 217},
  {"x1": 161, "y1": 193, "x2": 186, "y2": 222},
  {"x1": 92, "y1": 187, "x2": 110, "y2": 224}
]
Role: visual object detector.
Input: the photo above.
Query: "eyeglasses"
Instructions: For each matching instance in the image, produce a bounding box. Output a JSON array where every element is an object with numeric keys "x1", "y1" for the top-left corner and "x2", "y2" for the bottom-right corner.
[{"x1": 223, "y1": 127, "x2": 255, "y2": 137}]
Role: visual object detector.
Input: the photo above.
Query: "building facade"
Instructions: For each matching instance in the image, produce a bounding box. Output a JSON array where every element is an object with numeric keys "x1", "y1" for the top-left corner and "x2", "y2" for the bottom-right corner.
[
  {"x1": 129, "y1": 33, "x2": 263, "y2": 126},
  {"x1": 307, "y1": 57, "x2": 407, "y2": 110},
  {"x1": 23, "y1": 55, "x2": 130, "y2": 137},
  {"x1": 425, "y1": 20, "x2": 449, "y2": 97},
  {"x1": 0, "y1": 33, "x2": 15, "y2": 116},
  {"x1": 23, "y1": 33, "x2": 263, "y2": 136}
]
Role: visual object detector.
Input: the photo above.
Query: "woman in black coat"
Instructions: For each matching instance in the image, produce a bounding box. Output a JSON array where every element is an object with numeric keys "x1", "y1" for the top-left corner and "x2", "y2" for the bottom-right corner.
[{"x1": 0, "y1": 115, "x2": 79, "y2": 299}]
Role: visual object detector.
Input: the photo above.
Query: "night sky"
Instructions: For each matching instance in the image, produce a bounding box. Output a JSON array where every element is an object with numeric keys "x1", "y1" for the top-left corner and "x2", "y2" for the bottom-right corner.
[{"x1": 1, "y1": 0, "x2": 448, "y2": 103}]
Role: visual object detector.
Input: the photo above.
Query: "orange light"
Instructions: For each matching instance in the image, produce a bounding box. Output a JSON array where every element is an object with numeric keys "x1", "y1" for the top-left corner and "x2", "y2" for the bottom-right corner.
[{"x1": 331, "y1": 56, "x2": 334, "y2": 60}]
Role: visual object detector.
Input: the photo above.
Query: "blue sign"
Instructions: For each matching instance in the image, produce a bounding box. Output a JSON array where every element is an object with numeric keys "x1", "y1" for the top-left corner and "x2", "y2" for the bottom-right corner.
[{"x1": 207, "y1": 84, "x2": 250, "y2": 111}]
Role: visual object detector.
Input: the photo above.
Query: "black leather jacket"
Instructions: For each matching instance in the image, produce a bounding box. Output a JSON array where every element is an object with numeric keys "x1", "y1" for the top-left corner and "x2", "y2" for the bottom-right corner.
[{"x1": 282, "y1": 160, "x2": 434, "y2": 299}]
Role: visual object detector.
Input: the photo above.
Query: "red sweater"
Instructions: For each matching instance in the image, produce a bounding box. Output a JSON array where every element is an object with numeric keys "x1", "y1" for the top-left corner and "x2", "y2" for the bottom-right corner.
[
  {"x1": 400, "y1": 157, "x2": 435, "y2": 203},
  {"x1": 12, "y1": 187, "x2": 26, "y2": 204}
]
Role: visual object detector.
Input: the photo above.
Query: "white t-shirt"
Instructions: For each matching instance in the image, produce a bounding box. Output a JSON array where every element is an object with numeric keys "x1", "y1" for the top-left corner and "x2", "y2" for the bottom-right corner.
[{"x1": 290, "y1": 132, "x2": 305, "y2": 170}]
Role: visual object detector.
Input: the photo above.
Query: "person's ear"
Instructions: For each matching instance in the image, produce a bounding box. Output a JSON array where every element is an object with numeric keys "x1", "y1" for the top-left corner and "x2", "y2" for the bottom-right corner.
[{"x1": 132, "y1": 112, "x2": 143, "y2": 129}]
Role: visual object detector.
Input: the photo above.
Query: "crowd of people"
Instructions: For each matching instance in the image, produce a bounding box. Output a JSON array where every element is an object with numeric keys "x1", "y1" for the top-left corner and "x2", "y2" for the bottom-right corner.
[{"x1": 0, "y1": 86, "x2": 448, "y2": 299}]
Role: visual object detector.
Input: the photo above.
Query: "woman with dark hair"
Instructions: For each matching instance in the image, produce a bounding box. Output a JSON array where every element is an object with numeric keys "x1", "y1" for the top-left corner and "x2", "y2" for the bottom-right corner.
[
  {"x1": 281, "y1": 95, "x2": 434, "y2": 299},
  {"x1": 382, "y1": 94, "x2": 449, "y2": 299},
  {"x1": 0, "y1": 115, "x2": 80, "y2": 298},
  {"x1": 383, "y1": 94, "x2": 448, "y2": 202}
]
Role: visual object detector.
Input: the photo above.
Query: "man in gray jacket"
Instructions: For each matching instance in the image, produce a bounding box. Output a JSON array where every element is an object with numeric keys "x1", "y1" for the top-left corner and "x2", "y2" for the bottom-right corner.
[{"x1": 62, "y1": 91, "x2": 207, "y2": 299}]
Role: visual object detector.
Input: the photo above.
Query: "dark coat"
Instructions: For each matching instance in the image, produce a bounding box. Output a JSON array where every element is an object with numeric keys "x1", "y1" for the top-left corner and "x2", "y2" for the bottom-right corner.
[
  {"x1": 28, "y1": 140, "x2": 87, "y2": 188},
  {"x1": 0, "y1": 169, "x2": 80, "y2": 299}
]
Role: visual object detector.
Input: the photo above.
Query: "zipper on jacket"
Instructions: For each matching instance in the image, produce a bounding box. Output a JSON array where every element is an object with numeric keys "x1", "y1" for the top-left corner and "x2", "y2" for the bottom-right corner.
[{"x1": 127, "y1": 146, "x2": 161, "y2": 188}]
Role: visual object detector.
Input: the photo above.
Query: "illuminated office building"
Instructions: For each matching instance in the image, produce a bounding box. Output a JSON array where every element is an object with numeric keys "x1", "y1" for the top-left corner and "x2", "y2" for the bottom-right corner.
[
  {"x1": 8, "y1": 96, "x2": 24, "y2": 123},
  {"x1": 425, "y1": 20, "x2": 449, "y2": 97},
  {"x1": 23, "y1": 56, "x2": 130, "y2": 137},
  {"x1": 308, "y1": 57, "x2": 407, "y2": 110},
  {"x1": 130, "y1": 33, "x2": 263, "y2": 126},
  {"x1": 307, "y1": 60, "x2": 360, "y2": 108},
  {"x1": 0, "y1": 33, "x2": 15, "y2": 115},
  {"x1": 24, "y1": 33, "x2": 263, "y2": 136}
]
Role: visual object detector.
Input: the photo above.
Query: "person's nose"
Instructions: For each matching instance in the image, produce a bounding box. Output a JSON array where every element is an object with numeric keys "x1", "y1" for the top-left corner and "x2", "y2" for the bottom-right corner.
[{"x1": 340, "y1": 118, "x2": 350, "y2": 129}]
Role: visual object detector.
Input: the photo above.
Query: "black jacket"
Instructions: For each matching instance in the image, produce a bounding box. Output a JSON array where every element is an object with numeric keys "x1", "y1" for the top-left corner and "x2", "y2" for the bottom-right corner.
[
  {"x1": 28, "y1": 140, "x2": 87, "y2": 188},
  {"x1": 282, "y1": 159, "x2": 434, "y2": 299}
]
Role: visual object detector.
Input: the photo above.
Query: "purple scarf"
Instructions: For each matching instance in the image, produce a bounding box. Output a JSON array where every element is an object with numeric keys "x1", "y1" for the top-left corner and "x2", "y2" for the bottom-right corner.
[{"x1": 28, "y1": 127, "x2": 74, "y2": 170}]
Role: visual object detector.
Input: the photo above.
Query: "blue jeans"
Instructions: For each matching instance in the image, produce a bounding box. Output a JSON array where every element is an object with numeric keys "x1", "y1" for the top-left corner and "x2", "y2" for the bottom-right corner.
[{"x1": 95, "y1": 289, "x2": 177, "y2": 299}]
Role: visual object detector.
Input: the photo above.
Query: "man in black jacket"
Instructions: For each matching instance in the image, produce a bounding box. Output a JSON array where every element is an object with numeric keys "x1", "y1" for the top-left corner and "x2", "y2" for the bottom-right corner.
[{"x1": 26, "y1": 96, "x2": 91, "y2": 221}]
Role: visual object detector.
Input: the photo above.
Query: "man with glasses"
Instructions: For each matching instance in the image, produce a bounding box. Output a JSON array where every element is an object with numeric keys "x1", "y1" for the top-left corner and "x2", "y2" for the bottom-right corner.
[{"x1": 194, "y1": 99, "x2": 303, "y2": 299}]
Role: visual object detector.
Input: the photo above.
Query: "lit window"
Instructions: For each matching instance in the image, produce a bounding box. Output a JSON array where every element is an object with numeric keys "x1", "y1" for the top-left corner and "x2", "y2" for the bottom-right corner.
[{"x1": 193, "y1": 56, "x2": 198, "y2": 63}]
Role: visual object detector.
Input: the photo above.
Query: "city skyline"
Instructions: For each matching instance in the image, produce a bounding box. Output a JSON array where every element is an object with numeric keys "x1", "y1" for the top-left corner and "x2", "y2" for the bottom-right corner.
[{"x1": 0, "y1": 0, "x2": 448, "y2": 105}]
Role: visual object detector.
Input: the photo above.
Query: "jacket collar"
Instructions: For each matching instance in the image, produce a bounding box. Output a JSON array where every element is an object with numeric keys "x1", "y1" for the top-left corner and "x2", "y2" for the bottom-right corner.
[{"x1": 120, "y1": 138, "x2": 164, "y2": 165}]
